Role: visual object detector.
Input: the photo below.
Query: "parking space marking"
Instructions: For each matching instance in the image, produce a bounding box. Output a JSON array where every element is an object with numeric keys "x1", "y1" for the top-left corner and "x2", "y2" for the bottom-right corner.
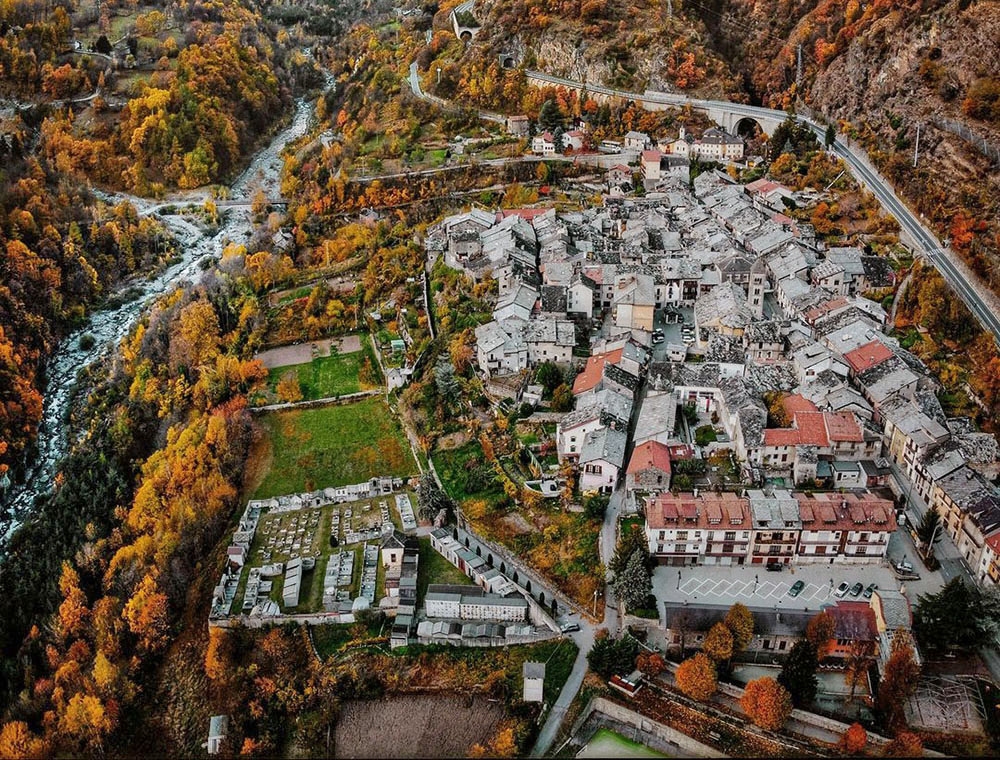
[
  {"x1": 756, "y1": 581, "x2": 777, "y2": 596},
  {"x1": 679, "y1": 578, "x2": 703, "y2": 594}
]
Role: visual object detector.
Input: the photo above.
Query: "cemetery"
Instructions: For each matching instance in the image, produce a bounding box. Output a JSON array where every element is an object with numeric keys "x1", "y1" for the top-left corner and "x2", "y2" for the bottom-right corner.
[{"x1": 210, "y1": 477, "x2": 416, "y2": 625}]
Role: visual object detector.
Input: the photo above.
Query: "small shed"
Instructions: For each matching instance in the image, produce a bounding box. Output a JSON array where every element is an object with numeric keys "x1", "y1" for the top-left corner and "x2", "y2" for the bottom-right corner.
[
  {"x1": 523, "y1": 661, "x2": 545, "y2": 703},
  {"x1": 390, "y1": 339, "x2": 406, "y2": 355},
  {"x1": 206, "y1": 715, "x2": 228, "y2": 755}
]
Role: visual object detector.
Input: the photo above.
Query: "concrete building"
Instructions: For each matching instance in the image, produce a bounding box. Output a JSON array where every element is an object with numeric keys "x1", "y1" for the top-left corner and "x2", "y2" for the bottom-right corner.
[{"x1": 523, "y1": 661, "x2": 545, "y2": 702}]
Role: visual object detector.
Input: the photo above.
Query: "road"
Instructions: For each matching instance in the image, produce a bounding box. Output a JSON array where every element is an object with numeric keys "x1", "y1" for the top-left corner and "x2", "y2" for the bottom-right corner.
[
  {"x1": 524, "y1": 70, "x2": 1000, "y2": 342},
  {"x1": 408, "y1": 62, "x2": 505, "y2": 124}
]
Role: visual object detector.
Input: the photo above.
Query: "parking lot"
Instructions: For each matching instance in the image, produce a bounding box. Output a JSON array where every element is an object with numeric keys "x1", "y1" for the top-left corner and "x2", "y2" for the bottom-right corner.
[
  {"x1": 652, "y1": 561, "x2": 905, "y2": 611},
  {"x1": 650, "y1": 306, "x2": 694, "y2": 361}
]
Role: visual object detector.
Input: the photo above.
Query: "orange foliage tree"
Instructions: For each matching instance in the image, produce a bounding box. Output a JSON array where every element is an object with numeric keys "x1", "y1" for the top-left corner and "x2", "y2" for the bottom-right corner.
[
  {"x1": 741, "y1": 677, "x2": 792, "y2": 731},
  {"x1": 676, "y1": 653, "x2": 717, "y2": 701}
]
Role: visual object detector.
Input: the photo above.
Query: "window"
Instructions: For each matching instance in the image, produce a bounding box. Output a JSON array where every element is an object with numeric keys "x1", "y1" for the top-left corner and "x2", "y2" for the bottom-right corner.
[
  {"x1": 778, "y1": 640, "x2": 787, "y2": 651},
  {"x1": 725, "y1": 531, "x2": 736, "y2": 541}
]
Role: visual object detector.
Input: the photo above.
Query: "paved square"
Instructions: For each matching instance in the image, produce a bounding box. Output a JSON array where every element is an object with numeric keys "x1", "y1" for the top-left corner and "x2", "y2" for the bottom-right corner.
[{"x1": 653, "y1": 561, "x2": 907, "y2": 611}]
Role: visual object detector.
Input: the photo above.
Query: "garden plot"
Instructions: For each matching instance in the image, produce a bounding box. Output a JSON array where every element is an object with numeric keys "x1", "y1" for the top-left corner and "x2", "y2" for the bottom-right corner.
[{"x1": 333, "y1": 694, "x2": 506, "y2": 758}]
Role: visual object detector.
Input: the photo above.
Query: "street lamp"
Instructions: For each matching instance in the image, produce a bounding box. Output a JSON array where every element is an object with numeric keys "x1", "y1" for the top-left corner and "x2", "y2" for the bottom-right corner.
[{"x1": 676, "y1": 569, "x2": 681, "y2": 590}]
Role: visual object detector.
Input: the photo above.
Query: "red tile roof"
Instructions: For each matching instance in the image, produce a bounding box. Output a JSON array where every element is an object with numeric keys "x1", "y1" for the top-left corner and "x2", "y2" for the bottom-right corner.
[
  {"x1": 763, "y1": 410, "x2": 861, "y2": 447},
  {"x1": 641, "y1": 150, "x2": 661, "y2": 163},
  {"x1": 824, "y1": 411, "x2": 864, "y2": 442},
  {"x1": 646, "y1": 492, "x2": 750, "y2": 530},
  {"x1": 782, "y1": 394, "x2": 819, "y2": 417},
  {"x1": 572, "y1": 348, "x2": 624, "y2": 394},
  {"x1": 627, "y1": 441, "x2": 673, "y2": 476},
  {"x1": 844, "y1": 340, "x2": 894, "y2": 374},
  {"x1": 803, "y1": 296, "x2": 849, "y2": 324},
  {"x1": 498, "y1": 208, "x2": 552, "y2": 222}
]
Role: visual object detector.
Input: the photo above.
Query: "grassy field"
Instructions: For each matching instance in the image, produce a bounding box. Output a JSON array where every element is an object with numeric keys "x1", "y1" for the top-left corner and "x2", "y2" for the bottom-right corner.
[
  {"x1": 577, "y1": 729, "x2": 665, "y2": 758},
  {"x1": 416, "y1": 536, "x2": 474, "y2": 600},
  {"x1": 252, "y1": 398, "x2": 416, "y2": 498},
  {"x1": 267, "y1": 335, "x2": 379, "y2": 400}
]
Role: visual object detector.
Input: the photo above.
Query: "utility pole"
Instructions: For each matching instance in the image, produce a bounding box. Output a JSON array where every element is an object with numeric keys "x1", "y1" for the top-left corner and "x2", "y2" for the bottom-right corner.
[
  {"x1": 796, "y1": 44, "x2": 803, "y2": 92},
  {"x1": 913, "y1": 122, "x2": 921, "y2": 168},
  {"x1": 666, "y1": 0, "x2": 673, "y2": 19}
]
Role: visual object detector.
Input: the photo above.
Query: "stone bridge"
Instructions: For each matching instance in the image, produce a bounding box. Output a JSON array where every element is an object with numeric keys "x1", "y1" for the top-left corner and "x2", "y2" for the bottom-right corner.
[{"x1": 525, "y1": 71, "x2": 787, "y2": 137}]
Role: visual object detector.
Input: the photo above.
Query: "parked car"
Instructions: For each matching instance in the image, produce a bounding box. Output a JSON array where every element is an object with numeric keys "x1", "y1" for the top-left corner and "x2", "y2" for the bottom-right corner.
[
  {"x1": 765, "y1": 562, "x2": 784, "y2": 572},
  {"x1": 560, "y1": 622, "x2": 580, "y2": 634},
  {"x1": 849, "y1": 582, "x2": 864, "y2": 597},
  {"x1": 788, "y1": 580, "x2": 805, "y2": 597},
  {"x1": 834, "y1": 581, "x2": 850, "y2": 598},
  {"x1": 863, "y1": 583, "x2": 878, "y2": 599},
  {"x1": 652, "y1": 333, "x2": 665, "y2": 345}
]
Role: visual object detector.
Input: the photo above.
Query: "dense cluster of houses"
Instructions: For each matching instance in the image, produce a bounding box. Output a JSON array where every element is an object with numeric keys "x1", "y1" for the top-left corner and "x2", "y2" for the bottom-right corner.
[
  {"x1": 444, "y1": 159, "x2": 1000, "y2": 589},
  {"x1": 520, "y1": 119, "x2": 747, "y2": 195}
]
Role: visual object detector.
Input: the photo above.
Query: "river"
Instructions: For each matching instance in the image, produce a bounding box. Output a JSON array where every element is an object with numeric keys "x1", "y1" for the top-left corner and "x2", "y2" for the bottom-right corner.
[{"x1": 0, "y1": 76, "x2": 330, "y2": 545}]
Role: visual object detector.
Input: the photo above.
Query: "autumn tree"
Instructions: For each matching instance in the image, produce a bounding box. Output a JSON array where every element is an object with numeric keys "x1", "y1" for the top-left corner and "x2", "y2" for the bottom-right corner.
[
  {"x1": 841, "y1": 722, "x2": 867, "y2": 754},
  {"x1": 724, "y1": 603, "x2": 754, "y2": 653},
  {"x1": 741, "y1": 677, "x2": 792, "y2": 731},
  {"x1": 636, "y1": 652, "x2": 666, "y2": 678},
  {"x1": 122, "y1": 574, "x2": 170, "y2": 653},
  {"x1": 702, "y1": 622, "x2": 734, "y2": 664},
  {"x1": 877, "y1": 637, "x2": 920, "y2": 731},
  {"x1": 57, "y1": 561, "x2": 90, "y2": 640},
  {"x1": 806, "y1": 610, "x2": 836, "y2": 659},
  {"x1": 276, "y1": 371, "x2": 303, "y2": 403},
  {"x1": 676, "y1": 653, "x2": 717, "y2": 701},
  {"x1": 60, "y1": 693, "x2": 114, "y2": 751},
  {"x1": 0, "y1": 722, "x2": 45, "y2": 759}
]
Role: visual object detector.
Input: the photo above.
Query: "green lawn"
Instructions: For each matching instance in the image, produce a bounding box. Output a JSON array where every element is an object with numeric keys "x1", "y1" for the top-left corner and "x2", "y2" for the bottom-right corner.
[
  {"x1": 253, "y1": 398, "x2": 417, "y2": 498},
  {"x1": 431, "y1": 439, "x2": 503, "y2": 504},
  {"x1": 267, "y1": 335, "x2": 379, "y2": 400},
  {"x1": 578, "y1": 729, "x2": 665, "y2": 758},
  {"x1": 311, "y1": 617, "x2": 388, "y2": 659},
  {"x1": 416, "y1": 536, "x2": 474, "y2": 600}
]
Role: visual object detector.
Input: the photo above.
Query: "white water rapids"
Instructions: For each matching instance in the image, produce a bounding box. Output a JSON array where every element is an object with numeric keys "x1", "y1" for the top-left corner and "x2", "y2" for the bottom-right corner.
[{"x1": 1, "y1": 78, "x2": 329, "y2": 545}]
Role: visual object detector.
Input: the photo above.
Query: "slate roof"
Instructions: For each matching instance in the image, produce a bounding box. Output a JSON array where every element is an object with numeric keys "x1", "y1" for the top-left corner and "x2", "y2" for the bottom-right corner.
[{"x1": 579, "y1": 426, "x2": 627, "y2": 468}]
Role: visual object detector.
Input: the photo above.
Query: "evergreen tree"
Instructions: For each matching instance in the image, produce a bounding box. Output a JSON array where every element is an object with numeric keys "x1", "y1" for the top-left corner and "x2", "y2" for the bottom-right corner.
[
  {"x1": 914, "y1": 576, "x2": 1000, "y2": 651},
  {"x1": 610, "y1": 526, "x2": 650, "y2": 577},
  {"x1": 916, "y1": 507, "x2": 941, "y2": 547},
  {"x1": 416, "y1": 475, "x2": 454, "y2": 522},
  {"x1": 434, "y1": 355, "x2": 459, "y2": 402},
  {"x1": 778, "y1": 640, "x2": 818, "y2": 707},
  {"x1": 614, "y1": 550, "x2": 652, "y2": 611},
  {"x1": 824, "y1": 123, "x2": 836, "y2": 148},
  {"x1": 538, "y1": 98, "x2": 564, "y2": 130}
]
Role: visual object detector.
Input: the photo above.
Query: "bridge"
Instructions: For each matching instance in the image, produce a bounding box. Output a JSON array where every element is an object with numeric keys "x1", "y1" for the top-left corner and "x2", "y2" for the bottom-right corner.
[
  {"x1": 526, "y1": 71, "x2": 787, "y2": 137},
  {"x1": 524, "y1": 70, "x2": 1000, "y2": 342}
]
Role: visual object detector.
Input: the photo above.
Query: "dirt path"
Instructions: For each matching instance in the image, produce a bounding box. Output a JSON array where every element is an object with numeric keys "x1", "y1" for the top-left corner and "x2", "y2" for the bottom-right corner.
[{"x1": 255, "y1": 335, "x2": 363, "y2": 368}]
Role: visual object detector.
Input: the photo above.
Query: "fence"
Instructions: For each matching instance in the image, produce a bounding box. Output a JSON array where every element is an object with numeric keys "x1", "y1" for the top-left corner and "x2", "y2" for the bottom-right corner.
[
  {"x1": 250, "y1": 388, "x2": 381, "y2": 413},
  {"x1": 931, "y1": 117, "x2": 1000, "y2": 164}
]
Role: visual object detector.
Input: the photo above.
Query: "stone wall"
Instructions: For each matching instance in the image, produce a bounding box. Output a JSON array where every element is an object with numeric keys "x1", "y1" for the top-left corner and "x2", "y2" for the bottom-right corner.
[{"x1": 569, "y1": 696, "x2": 720, "y2": 758}]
